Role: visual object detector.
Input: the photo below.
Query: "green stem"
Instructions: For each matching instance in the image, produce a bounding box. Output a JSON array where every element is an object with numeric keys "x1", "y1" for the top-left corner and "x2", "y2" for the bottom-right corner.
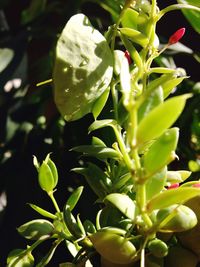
[
  {"x1": 113, "y1": 126, "x2": 134, "y2": 171},
  {"x1": 158, "y1": 4, "x2": 200, "y2": 20},
  {"x1": 48, "y1": 191, "x2": 60, "y2": 213},
  {"x1": 140, "y1": 237, "x2": 149, "y2": 267}
]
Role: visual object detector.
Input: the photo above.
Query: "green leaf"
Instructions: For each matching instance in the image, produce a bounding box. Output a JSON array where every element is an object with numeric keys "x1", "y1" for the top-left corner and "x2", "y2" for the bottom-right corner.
[
  {"x1": 138, "y1": 86, "x2": 164, "y2": 122},
  {"x1": 136, "y1": 94, "x2": 191, "y2": 145},
  {"x1": 143, "y1": 128, "x2": 179, "y2": 175},
  {"x1": 72, "y1": 163, "x2": 108, "y2": 199},
  {"x1": 88, "y1": 119, "x2": 116, "y2": 133},
  {"x1": 17, "y1": 219, "x2": 54, "y2": 240},
  {"x1": 156, "y1": 204, "x2": 197, "y2": 232},
  {"x1": 119, "y1": 28, "x2": 149, "y2": 47},
  {"x1": 66, "y1": 186, "x2": 84, "y2": 211},
  {"x1": 83, "y1": 219, "x2": 96, "y2": 234},
  {"x1": 92, "y1": 136, "x2": 106, "y2": 146},
  {"x1": 53, "y1": 14, "x2": 113, "y2": 121},
  {"x1": 0, "y1": 48, "x2": 14, "y2": 73},
  {"x1": 71, "y1": 145, "x2": 120, "y2": 160},
  {"x1": 166, "y1": 170, "x2": 191, "y2": 183},
  {"x1": 177, "y1": 0, "x2": 200, "y2": 33},
  {"x1": 28, "y1": 203, "x2": 57, "y2": 219},
  {"x1": 162, "y1": 77, "x2": 186, "y2": 99},
  {"x1": 121, "y1": 8, "x2": 139, "y2": 30},
  {"x1": 104, "y1": 193, "x2": 136, "y2": 220},
  {"x1": 63, "y1": 205, "x2": 83, "y2": 238},
  {"x1": 147, "y1": 187, "x2": 200, "y2": 212},
  {"x1": 146, "y1": 168, "x2": 167, "y2": 201},
  {"x1": 7, "y1": 249, "x2": 34, "y2": 267},
  {"x1": 92, "y1": 86, "x2": 110, "y2": 119}
]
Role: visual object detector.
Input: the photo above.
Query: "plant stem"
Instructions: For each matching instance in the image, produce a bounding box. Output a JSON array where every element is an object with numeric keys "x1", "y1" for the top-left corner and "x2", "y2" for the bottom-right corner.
[
  {"x1": 158, "y1": 4, "x2": 200, "y2": 20},
  {"x1": 113, "y1": 126, "x2": 134, "y2": 171},
  {"x1": 48, "y1": 191, "x2": 60, "y2": 213}
]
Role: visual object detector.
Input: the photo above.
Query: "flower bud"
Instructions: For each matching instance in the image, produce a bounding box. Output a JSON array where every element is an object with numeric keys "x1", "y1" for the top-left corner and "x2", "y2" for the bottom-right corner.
[{"x1": 168, "y1": 28, "x2": 185, "y2": 45}]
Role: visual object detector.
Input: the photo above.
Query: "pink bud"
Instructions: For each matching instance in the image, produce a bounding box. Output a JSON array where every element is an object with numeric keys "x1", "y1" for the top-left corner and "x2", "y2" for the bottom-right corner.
[
  {"x1": 167, "y1": 183, "x2": 179, "y2": 190},
  {"x1": 124, "y1": 50, "x2": 132, "y2": 65},
  {"x1": 168, "y1": 28, "x2": 185, "y2": 45},
  {"x1": 193, "y1": 183, "x2": 200, "y2": 188}
]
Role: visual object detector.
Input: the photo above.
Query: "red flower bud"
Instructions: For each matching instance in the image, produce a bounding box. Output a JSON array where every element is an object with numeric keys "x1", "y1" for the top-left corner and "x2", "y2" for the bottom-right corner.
[
  {"x1": 168, "y1": 28, "x2": 185, "y2": 45},
  {"x1": 167, "y1": 183, "x2": 179, "y2": 190},
  {"x1": 124, "y1": 50, "x2": 132, "y2": 65}
]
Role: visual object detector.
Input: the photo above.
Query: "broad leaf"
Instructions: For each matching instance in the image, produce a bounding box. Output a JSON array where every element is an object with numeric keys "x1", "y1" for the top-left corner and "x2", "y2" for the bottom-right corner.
[
  {"x1": 143, "y1": 128, "x2": 179, "y2": 175},
  {"x1": 17, "y1": 219, "x2": 54, "y2": 240},
  {"x1": 146, "y1": 168, "x2": 167, "y2": 201},
  {"x1": 105, "y1": 193, "x2": 136, "y2": 220},
  {"x1": 53, "y1": 14, "x2": 113, "y2": 121},
  {"x1": 147, "y1": 187, "x2": 200, "y2": 212},
  {"x1": 137, "y1": 94, "x2": 191, "y2": 145}
]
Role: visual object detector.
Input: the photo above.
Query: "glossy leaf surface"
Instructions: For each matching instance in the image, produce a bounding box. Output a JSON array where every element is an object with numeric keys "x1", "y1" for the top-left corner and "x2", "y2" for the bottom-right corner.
[
  {"x1": 137, "y1": 94, "x2": 191, "y2": 145},
  {"x1": 147, "y1": 187, "x2": 200, "y2": 212},
  {"x1": 17, "y1": 219, "x2": 54, "y2": 240},
  {"x1": 105, "y1": 193, "x2": 136, "y2": 220},
  {"x1": 53, "y1": 14, "x2": 113, "y2": 121},
  {"x1": 143, "y1": 128, "x2": 179, "y2": 175}
]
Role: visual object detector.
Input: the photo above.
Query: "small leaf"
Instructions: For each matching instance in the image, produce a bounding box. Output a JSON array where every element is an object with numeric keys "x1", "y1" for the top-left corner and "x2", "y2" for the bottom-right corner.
[
  {"x1": 119, "y1": 28, "x2": 149, "y2": 47},
  {"x1": 146, "y1": 168, "x2": 167, "y2": 201},
  {"x1": 92, "y1": 87, "x2": 110, "y2": 119},
  {"x1": 66, "y1": 186, "x2": 84, "y2": 211},
  {"x1": 71, "y1": 145, "x2": 120, "y2": 160},
  {"x1": 137, "y1": 94, "x2": 191, "y2": 145},
  {"x1": 166, "y1": 170, "x2": 191, "y2": 183},
  {"x1": 156, "y1": 204, "x2": 197, "y2": 232},
  {"x1": 63, "y1": 205, "x2": 83, "y2": 238},
  {"x1": 88, "y1": 119, "x2": 116, "y2": 133},
  {"x1": 162, "y1": 77, "x2": 186, "y2": 99},
  {"x1": 138, "y1": 86, "x2": 164, "y2": 122},
  {"x1": 121, "y1": 8, "x2": 139, "y2": 30},
  {"x1": 104, "y1": 193, "x2": 136, "y2": 220},
  {"x1": 28, "y1": 203, "x2": 57, "y2": 219},
  {"x1": 7, "y1": 249, "x2": 34, "y2": 267},
  {"x1": 147, "y1": 187, "x2": 200, "y2": 212},
  {"x1": 83, "y1": 219, "x2": 96, "y2": 234},
  {"x1": 143, "y1": 128, "x2": 179, "y2": 175},
  {"x1": 17, "y1": 219, "x2": 54, "y2": 240},
  {"x1": 72, "y1": 163, "x2": 108, "y2": 199},
  {"x1": 92, "y1": 136, "x2": 106, "y2": 147}
]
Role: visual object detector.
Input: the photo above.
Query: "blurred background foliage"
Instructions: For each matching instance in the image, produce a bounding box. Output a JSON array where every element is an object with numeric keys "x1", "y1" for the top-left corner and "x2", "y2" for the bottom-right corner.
[{"x1": 0, "y1": 0, "x2": 199, "y2": 266}]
